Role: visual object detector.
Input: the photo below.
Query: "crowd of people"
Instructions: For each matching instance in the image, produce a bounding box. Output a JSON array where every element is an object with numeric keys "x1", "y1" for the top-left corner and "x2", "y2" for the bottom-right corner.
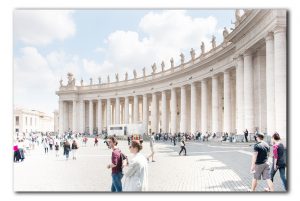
[{"x1": 13, "y1": 129, "x2": 287, "y2": 192}]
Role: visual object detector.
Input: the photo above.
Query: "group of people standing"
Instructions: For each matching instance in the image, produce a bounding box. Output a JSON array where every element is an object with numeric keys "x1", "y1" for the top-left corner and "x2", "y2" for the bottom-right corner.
[{"x1": 106, "y1": 136, "x2": 149, "y2": 192}]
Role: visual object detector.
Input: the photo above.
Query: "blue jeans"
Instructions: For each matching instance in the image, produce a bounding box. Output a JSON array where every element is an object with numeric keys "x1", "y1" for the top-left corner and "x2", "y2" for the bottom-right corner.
[
  {"x1": 270, "y1": 164, "x2": 287, "y2": 191},
  {"x1": 111, "y1": 172, "x2": 123, "y2": 192}
]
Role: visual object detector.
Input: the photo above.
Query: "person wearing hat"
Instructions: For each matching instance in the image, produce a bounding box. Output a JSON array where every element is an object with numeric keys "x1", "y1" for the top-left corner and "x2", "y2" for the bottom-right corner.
[{"x1": 249, "y1": 132, "x2": 274, "y2": 191}]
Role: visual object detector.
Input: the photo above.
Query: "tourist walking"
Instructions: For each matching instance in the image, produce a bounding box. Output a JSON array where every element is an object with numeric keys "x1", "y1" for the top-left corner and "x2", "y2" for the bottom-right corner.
[
  {"x1": 49, "y1": 137, "x2": 54, "y2": 150},
  {"x1": 123, "y1": 140, "x2": 149, "y2": 191},
  {"x1": 63, "y1": 140, "x2": 71, "y2": 160},
  {"x1": 266, "y1": 133, "x2": 287, "y2": 191},
  {"x1": 106, "y1": 136, "x2": 125, "y2": 192},
  {"x1": 43, "y1": 138, "x2": 49, "y2": 154},
  {"x1": 147, "y1": 133, "x2": 156, "y2": 162},
  {"x1": 179, "y1": 137, "x2": 187, "y2": 156},
  {"x1": 55, "y1": 142, "x2": 59, "y2": 157},
  {"x1": 72, "y1": 140, "x2": 79, "y2": 160},
  {"x1": 249, "y1": 133, "x2": 274, "y2": 191},
  {"x1": 244, "y1": 129, "x2": 249, "y2": 142},
  {"x1": 127, "y1": 136, "x2": 131, "y2": 146},
  {"x1": 94, "y1": 136, "x2": 99, "y2": 146}
]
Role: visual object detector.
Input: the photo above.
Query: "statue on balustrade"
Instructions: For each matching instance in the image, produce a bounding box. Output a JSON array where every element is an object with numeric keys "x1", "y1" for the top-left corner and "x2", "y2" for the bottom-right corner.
[
  {"x1": 211, "y1": 35, "x2": 216, "y2": 49},
  {"x1": 98, "y1": 77, "x2": 101, "y2": 84},
  {"x1": 133, "y1": 69, "x2": 137, "y2": 79},
  {"x1": 151, "y1": 63, "x2": 157, "y2": 74},
  {"x1": 170, "y1": 57, "x2": 174, "y2": 68},
  {"x1": 80, "y1": 78, "x2": 83, "y2": 86},
  {"x1": 90, "y1": 78, "x2": 93, "y2": 85},
  {"x1": 125, "y1": 72, "x2": 128, "y2": 81},
  {"x1": 115, "y1": 73, "x2": 119, "y2": 82},
  {"x1": 180, "y1": 53, "x2": 185, "y2": 65},
  {"x1": 59, "y1": 79, "x2": 63, "y2": 87},
  {"x1": 107, "y1": 75, "x2": 110, "y2": 83},
  {"x1": 161, "y1": 61, "x2": 165, "y2": 72},
  {"x1": 201, "y1": 42, "x2": 205, "y2": 55},
  {"x1": 190, "y1": 48, "x2": 195, "y2": 61}
]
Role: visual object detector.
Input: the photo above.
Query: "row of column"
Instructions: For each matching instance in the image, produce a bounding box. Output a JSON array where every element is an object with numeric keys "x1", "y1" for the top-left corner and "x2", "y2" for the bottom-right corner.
[{"x1": 58, "y1": 27, "x2": 286, "y2": 137}]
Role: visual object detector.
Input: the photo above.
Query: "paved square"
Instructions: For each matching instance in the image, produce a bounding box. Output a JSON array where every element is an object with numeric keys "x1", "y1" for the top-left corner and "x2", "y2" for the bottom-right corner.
[{"x1": 13, "y1": 139, "x2": 286, "y2": 192}]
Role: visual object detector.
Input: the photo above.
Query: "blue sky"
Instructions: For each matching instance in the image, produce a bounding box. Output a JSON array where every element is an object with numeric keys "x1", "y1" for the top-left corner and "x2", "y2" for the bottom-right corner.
[{"x1": 13, "y1": 9, "x2": 235, "y2": 115}]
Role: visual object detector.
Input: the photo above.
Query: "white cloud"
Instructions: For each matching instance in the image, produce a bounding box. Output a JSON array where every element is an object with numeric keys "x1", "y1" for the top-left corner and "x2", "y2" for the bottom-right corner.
[
  {"x1": 14, "y1": 47, "x2": 83, "y2": 113},
  {"x1": 14, "y1": 10, "x2": 76, "y2": 45},
  {"x1": 91, "y1": 10, "x2": 219, "y2": 80}
]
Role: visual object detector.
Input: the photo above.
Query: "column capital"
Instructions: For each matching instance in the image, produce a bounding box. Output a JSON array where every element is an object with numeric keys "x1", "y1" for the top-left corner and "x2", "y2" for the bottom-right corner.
[
  {"x1": 224, "y1": 70, "x2": 230, "y2": 75},
  {"x1": 273, "y1": 26, "x2": 286, "y2": 34},
  {"x1": 243, "y1": 50, "x2": 253, "y2": 57},
  {"x1": 265, "y1": 32, "x2": 274, "y2": 41},
  {"x1": 212, "y1": 74, "x2": 219, "y2": 79}
]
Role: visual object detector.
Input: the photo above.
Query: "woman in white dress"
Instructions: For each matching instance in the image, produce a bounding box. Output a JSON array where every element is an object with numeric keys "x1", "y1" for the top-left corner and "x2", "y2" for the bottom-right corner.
[{"x1": 123, "y1": 140, "x2": 149, "y2": 191}]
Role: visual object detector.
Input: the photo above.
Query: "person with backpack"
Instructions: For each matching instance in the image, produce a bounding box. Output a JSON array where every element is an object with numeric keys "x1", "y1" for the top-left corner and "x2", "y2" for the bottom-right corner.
[
  {"x1": 123, "y1": 140, "x2": 148, "y2": 191},
  {"x1": 94, "y1": 136, "x2": 99, "y2": 146},
  {"x1": 54, "y1": 142, "x2": 60, "y2": 157},
  {"x1": 106, "y1": 136, "x2": 127, "y2": 192},
  {"x1": 63, "y1": 140, "x2": 71, "y2": 160}
]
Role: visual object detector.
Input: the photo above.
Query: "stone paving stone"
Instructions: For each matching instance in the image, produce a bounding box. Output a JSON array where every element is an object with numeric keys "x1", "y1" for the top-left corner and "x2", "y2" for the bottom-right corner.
[{"x1": 13, "y1": 139, "x2": 286, "y2": 192}]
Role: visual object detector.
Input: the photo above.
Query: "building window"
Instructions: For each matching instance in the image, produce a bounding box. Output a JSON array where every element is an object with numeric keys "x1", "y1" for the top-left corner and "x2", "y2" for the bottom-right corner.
[{"x1": 16, "y1": 116, "x2": 19, "y2": 126}]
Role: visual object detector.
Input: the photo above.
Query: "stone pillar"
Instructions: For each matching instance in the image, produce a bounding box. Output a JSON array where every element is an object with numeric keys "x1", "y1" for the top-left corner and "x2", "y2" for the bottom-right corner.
[
  {"x1": 170, "y1": 88, "x2": 177, "y2": 134},
  {"x1": 151, "y1": 93, "x2": 158, "y2": 133},
  {"x1": 59, "y1": 100, "x2": 64, "y2": 135},
  {"x1": 236, "y1": 55, "x2": 244, "y2": 134},
  {"x1": 143, "y1": 94, "x2": 148, "y2": 134},
  {"x1": 89, "y1": 100, "x2": 93, "y2": 135},
  {"x1": 274, "y1": 26, "x2": 286, "y2": 138},
  {"x1": 180, "y1": 86, "x2": 187, "y2": 133},
  {"x1": 125, "y1": 97, "x2": 129, "y2": 124},
  {"x1": 161, "y1": 90, "x2": 167, "y2": 133},
  {"x1": 115, "y1": 97, "x2": 120, "y2": 124},
  {"x1": 212, "y1": 75, "x2": 219, "y2": 134},
  {"x1": 79, "y1": 100, "x2": 84, "y2": 133},
  {"x1": 72, "y1": 100, "x2": 77, "y2": 132},
  {"x1": 224, "y1": 71, "x2": 231, "y2": 133},
  {"x1": 134, "y1": 95, "x2": 139, "y2": 123},
  {"x1": 63, "y1": 101, "x2": 68, "y2": 132},
  {"x1": 244, "y1": 51, "x2": 254, "y2": 133},
  {"x1": 190, "y1": 82, "x2": 197, "y2": 134},
  {"x1": 201, "y1": 79, "x2": 208, "y2": 133},
  {"x1": 98, "y1": 98, "x2": 102, "y2": 134},
  {"x1": 106, "y1": 98, "x2": 111, "y2": 128}
]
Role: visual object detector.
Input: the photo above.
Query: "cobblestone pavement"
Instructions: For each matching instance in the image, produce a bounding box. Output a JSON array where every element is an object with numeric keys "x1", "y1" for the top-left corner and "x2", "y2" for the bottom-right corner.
[{"x1": 13, "y1": 139, "x2": 286, "y2": 192}]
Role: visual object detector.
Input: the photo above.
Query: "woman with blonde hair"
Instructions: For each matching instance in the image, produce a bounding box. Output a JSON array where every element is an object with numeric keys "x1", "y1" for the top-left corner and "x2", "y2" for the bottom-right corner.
[{"x1": 123, "y1": 140, "x2": 148, "y2": 191}]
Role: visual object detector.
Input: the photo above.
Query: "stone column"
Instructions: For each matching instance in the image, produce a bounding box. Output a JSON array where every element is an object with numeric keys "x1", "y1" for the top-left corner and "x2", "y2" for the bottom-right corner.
[
  {"x1": 212, "y1": 75, "x2": 219, "y2": 134},
  {"x1": 63, "y1": 101, "x2": 68, "y2": 132},
  {"x1": 151, "y1": 93, "x2": 158, "y2": 133},
  {"x1": 190, "y1": 82, "x2": 197, "y2": 134},
  {"x1": 89, "y1": 100, "x2": 93, "y2": 135},
  {"x1": 106, "y1": 98, "x2": 111, "y2": 128},
  {"x1": 244, "y1": 51, "x2": 254, "y2": 133},
  {"x1": 143, "y1": 94, "x2": 148, "y2": 134},
  {"x1": 236, "y1": 55, "x2": 244, "y2": 134},
  {"x1": 224, "y1": 71, "x2": 231, "y2": 133},
  {"x1": 72, "y1": 100, "x2": 77, "y2": 132},
  {"x1": 79, "y1": 100, "x2": 84, "y2": 133},
  {"x1": 161, "y1": 90, "x2": 167, "y2": 133},
  {"x1": 180, "y1": 86, "x2": 187, "y2": 133},
  {"x1": 115, "y1": 97, "x2": 120, "y2": 124},
  {"x1": 134, "y1": 95, "x2": 139, "y2": 123},
  {"x1": 201, "y1": 79, "x2": 208, "y2": 133},
  {"x1": 170, "y1": 88, "x2": 177, "y2": 134},
  {"x1": 59, "y1": 100, "x2": 64, "y2": 135},
  {"x1": 274, "y1": 26, "x2": 286, "y2": 138},
  {"x1": 97, "y1": 98, "x2": 102, "y2": 134},
  {"x1": 125, "y1": 97, "x2": 129, "y2": 124}
]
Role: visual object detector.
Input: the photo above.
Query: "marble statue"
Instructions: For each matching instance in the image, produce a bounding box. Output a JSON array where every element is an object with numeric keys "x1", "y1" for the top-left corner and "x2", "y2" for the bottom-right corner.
[
  {"x1": 201, "y1": 42, "x2": 205, "y2": 55},
  {"x1": 161, "y1": 61, "x2": 165, "y2": 72},
  {"x1": 133, "y1": 69, "x2": 137, "y2": 79},
  {"x1": 80, "y1": 78, "x2": 83, "y2": 86},
  {"x1": 142, "y1": 67, "x2": 146, "y2": 77},
  {"x1": 125, "y1": 72, "x2": 128, "y2": 81},
  {"x1": 98, "y1": 77, "x2": 101, "y2": 84},
  {"x1": 223, "y1": 27, "x2": 229, "y2": 40},
  {"x1": 170, "y1": 57, "x2": 174, "y2": 68},
  {"x1": 190, "y1": 48, "x2": 195, "y2": 61},
  {"x1": 151, "y1": 63, "x2": 157, "y2": 74},
  {"x1": 107, "y1": 75, "x2": 110, "y2": 83},
  {"x1": 180, "y1": 53, "x2": 185, "y2": 64},
  {"x1": 90, "y1": 78, "x2": 93, "y2": 85},
  {"x1": 211, "y1": 35, "x2": 216, "y2": 49},
  {"x1": 59, "y1": 79, "x2": 63, "y2": 87},
  {"x1": 115, "y1": 73, "x2": 119, "y2": 82},
  {"x1": 235, "y1": 9, "x2": 241, "y2": 23}
]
